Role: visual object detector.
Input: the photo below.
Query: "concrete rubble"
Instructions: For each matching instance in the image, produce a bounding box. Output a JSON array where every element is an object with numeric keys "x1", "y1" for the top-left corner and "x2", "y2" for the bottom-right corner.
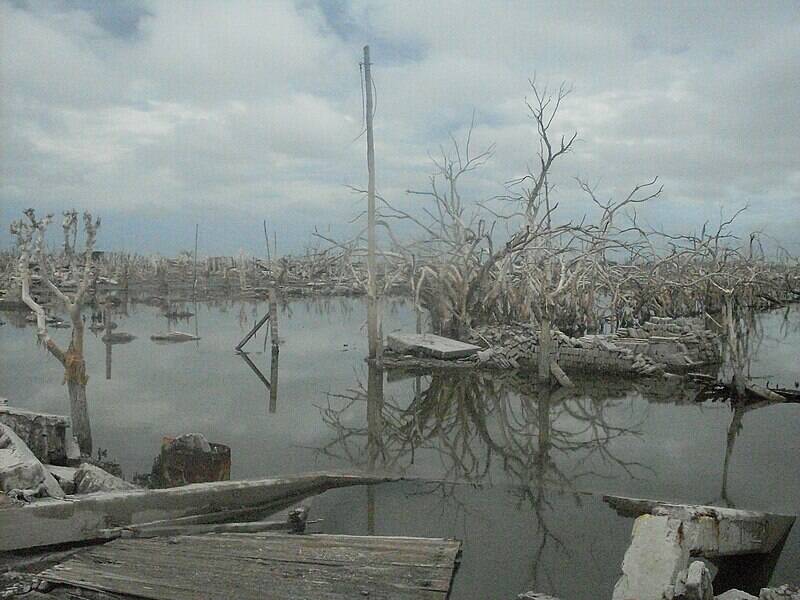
[
  {"x1": 612, "y1": 514, "x2": 689, "y2": 600},
  {"x1": 759, "y1": 587, "x2": 800, "y2": 600},
  {"x1": 1, "y1": 472, "x2": 399, "y2": 551},
  {"x1": 73, "y1": 462, "x2": 139, "y2": 494},
  {"x1": 674, "y1": 561, "x2": 714, "y2": 600},
  {"x1": 0, "y1": 405, "x2": 75, "y2": 466},
  {"x1": 0, "y1": 403, "x2": 142, "y2": 504},
  {"x1": 0, "y1": 423, "x2": 64, "y2": 501},
  {"x1": 386, "y1": 332, "x2": 482, "y2": 359},
  {"x1": 468, "y1": 315, "x2": 720, "y2": 377},
  {"x1": 607, "y1": 495, "x2": 795, "y2": 600}
]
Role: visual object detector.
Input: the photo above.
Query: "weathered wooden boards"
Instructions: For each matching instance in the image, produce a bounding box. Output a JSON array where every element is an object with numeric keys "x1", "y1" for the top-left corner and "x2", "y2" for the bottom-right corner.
[
  {"x1": 0, "y1": 472, "x2": 396, "y2": 552},
  {"x1": 37, "y1": 533, "x2": 462, "y2": 600},
  {"x1": 386, "y1": 333, "x2": 481, "y2": 360}
]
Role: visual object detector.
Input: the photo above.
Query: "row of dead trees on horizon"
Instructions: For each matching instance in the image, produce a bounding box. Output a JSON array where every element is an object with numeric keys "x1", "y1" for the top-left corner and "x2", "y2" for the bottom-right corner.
[{"x1": 4, "y1": 82, "x2": 800, "y2": 456}]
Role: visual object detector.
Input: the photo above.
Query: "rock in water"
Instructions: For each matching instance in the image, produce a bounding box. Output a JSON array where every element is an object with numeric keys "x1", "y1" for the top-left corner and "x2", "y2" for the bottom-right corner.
[
  {"x1": 150, "y1": 433, "x2": 231, "y2": 488},
  {"x1": 73, "y1": 463, "x2": 138, "y2": 494},
  {"x1": 0, "y1": 424, "x2": 65, "y2": 500}
]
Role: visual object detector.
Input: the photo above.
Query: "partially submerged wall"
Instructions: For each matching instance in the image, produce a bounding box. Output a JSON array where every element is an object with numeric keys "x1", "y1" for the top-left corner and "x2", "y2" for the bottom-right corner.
[
  {"x1": 471, "y1": 316, "x2": 720, "y2": 377},
  {"x1": 0, "y1": 405, "x2": 72, "y2": 466}
]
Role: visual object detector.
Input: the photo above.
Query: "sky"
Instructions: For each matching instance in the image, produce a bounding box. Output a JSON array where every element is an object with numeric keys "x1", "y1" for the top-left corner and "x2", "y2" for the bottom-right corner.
[{"x1": 1, "y1": 0, "x2": 799, "y2": 257}]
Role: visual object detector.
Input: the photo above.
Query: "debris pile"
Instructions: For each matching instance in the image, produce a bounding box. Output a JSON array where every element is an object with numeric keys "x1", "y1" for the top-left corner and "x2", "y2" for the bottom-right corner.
[
  {"x1": 0, "y1": 424, "x2": 65, "y2": 501},
  {"x1": 615, "y1": 316, "x2": 720, "y2": 368},
  {"x1": 470, "y1": 323, "x2": 665, "y2": 376},
  {"x1": 465, "y1": 315, "x2": 720, "y2": 377}
]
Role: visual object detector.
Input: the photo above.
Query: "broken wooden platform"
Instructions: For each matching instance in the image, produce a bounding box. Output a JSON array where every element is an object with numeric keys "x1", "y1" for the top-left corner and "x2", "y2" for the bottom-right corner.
[
  {"x1": 386, "y1": 333, "x2": 481, "y2": 360},
  {"x1": 37, "y1": 533, "x2": 462, "y2": 600}
]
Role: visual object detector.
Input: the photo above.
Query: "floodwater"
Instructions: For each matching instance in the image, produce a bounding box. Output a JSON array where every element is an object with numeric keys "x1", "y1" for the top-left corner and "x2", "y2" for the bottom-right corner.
[{"x1": 2, "y1": 297, "x2": 799, "y2": 598}]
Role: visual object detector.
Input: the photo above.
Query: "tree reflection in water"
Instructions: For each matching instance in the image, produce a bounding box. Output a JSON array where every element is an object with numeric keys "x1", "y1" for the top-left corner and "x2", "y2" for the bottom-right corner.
[{"x1": 313, "y1": 365, "x2": 650, "y2": 590}]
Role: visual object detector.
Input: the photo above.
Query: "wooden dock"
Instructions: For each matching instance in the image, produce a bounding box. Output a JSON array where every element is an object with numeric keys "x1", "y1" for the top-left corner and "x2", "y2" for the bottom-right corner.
[{"x1": 35, "y1": 533, "x2": 462, "y2": 599}]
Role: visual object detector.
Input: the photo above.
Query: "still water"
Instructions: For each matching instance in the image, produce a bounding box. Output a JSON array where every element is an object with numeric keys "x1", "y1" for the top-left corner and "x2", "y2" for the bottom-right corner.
[{"x1": 2, "y1": 298, "x2": 798, "y2": 598}]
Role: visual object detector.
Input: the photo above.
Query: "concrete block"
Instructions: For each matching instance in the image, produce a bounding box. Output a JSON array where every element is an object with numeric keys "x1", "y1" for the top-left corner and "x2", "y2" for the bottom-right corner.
[
  {"x1": 0, "y1": 406, "x2": 70, "y2": 465},
  {"x1": 386, "y1": 333, "x2": 481, "y2": 359},
  {"x1": 0, "y1": 424, "x2": 65, "y2": 500},
  {"x1": 612, "y1": 515, "x2": 689, "y2": 600}
]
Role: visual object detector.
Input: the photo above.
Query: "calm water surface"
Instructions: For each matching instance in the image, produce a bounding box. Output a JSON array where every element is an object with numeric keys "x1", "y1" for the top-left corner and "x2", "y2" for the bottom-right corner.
[{"x1": 2, "y1": 298, "x2": 798, "y2": 598}]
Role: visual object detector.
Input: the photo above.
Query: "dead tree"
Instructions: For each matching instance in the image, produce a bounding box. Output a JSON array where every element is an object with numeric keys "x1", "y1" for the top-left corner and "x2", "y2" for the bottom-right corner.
[
  {"x1": 10, "y1": 209, "x2": 100, "y2": 455},
  {"x1": 62, "y1": 209, "x2": 78, "y2": 279},
  {"x1": 497, "y1": 81, "x2": 662, "y2": 382}
]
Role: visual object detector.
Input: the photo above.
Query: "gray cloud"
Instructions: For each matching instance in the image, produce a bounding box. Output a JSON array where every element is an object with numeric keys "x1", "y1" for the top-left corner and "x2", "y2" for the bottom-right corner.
[{"x1": 1, "y1": 0, "x2": 798, "y2": 255}]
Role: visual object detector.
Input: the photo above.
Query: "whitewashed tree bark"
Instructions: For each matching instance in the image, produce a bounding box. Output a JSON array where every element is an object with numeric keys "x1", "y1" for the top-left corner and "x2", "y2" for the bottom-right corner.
[{"x1": 10, "y1": 209, "x2": 100, "y2": 456}]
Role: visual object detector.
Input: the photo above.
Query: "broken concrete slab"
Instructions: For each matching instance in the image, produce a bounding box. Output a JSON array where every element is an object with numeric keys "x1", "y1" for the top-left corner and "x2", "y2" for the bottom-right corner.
[
  {"x1": 47, "y1": 465, "x2": 78, "y2": 495},
  {"x1": 604, "y1": 494, "x2": 795, "y2": 557},
  {"x1": 73, "y1": 463, "x2": 138, "y2": 494},
  {"x1": 0, "y1": 472, "x2": 399, "y2": 552},
  {"x1": 0, "y1": 424, "x2": 65, "y2": 500},
  {"x1": 386, "y1": 333, "x2": 481, "y2": 359},
  {"x1": 612, "y1": 514, "x2": 689, "y2": 600},
  {"x1": 607, "y1": 494, "x2": 796, "y2": 599},
  {"x1": 0, "y1": 405, "x2": 70, "y2": 465}
]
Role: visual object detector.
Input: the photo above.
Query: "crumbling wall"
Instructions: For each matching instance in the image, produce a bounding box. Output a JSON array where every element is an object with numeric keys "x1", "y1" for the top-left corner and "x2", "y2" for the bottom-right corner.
[
  {"x1": 0, "y1": 406, "x2": 71, "y2": 466},
  {"x1": 471, "y1": 316, "x2": 720, "y2": 376}
]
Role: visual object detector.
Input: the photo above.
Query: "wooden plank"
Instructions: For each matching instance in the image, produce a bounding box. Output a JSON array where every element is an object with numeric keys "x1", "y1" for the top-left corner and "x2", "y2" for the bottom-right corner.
[
  {"x1": 386, "y1": 333, "x2": 481, "y2": 360},
  {"x1": 0, "y1": 472, "x2": 397, "y2": 552},
  {"x1": 39, "y1": 533, "x2": 462, "y2": 600}
]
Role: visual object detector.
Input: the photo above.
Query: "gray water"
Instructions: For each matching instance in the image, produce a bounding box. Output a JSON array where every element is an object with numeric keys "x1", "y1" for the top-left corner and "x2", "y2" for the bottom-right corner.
[{"x1": 2, "y1": 297, "x2": 798, "y2": 598}]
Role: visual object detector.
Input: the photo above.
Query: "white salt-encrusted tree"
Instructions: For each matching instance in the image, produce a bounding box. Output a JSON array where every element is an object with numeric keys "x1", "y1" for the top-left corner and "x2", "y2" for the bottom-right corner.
[{"x1": 10, "y1": 208, "x2": 100, "y2": 455}]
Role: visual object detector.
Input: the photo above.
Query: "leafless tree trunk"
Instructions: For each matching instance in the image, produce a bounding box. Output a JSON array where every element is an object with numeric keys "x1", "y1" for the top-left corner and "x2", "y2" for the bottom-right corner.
[
  {"x1": 538, "y1": 317, "x2": 552, "y2": 383},
  {"x1": 364, "y1": 45, "x2": 380, "y2": 360},
  {"x1": 11, "y1": 209, "x2": 100, "y2": 456}
]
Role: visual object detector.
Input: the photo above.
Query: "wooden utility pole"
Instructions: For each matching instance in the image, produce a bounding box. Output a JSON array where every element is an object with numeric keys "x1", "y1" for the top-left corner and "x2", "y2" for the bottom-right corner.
[
  {"x1": 263, "y1": 220, "x2": 271, "y2": 269},
  {"x1": 364, "y1": 45, "x2": 379, "y2": 360},
  {"x1": 192, "y1": 224, "x2": 199, "y2": 295}
]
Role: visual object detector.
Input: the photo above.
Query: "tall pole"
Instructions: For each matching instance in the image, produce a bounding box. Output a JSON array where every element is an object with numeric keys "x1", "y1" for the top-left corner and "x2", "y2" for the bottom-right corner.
[
  {"x1": 192, "y1": 223, "x2": 199, "y2": 296},
  {"x1": 364, "y1": 45, "x2": 379, "y2": 360},
  {"x1": 263, "y1": 220, "x2": 271, "y2": 269}
]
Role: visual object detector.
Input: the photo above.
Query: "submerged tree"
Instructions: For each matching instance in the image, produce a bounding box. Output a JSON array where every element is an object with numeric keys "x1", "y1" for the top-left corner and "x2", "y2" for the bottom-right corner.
[{"x1": 10, "y1": 208, "x2": 101, "y2": 455}]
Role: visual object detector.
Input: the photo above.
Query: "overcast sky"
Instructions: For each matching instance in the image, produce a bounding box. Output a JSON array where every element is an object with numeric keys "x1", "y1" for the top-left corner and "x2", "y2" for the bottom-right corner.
[{"x1": 1, "y1": 1, "x2": 798, "y2": 256}]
